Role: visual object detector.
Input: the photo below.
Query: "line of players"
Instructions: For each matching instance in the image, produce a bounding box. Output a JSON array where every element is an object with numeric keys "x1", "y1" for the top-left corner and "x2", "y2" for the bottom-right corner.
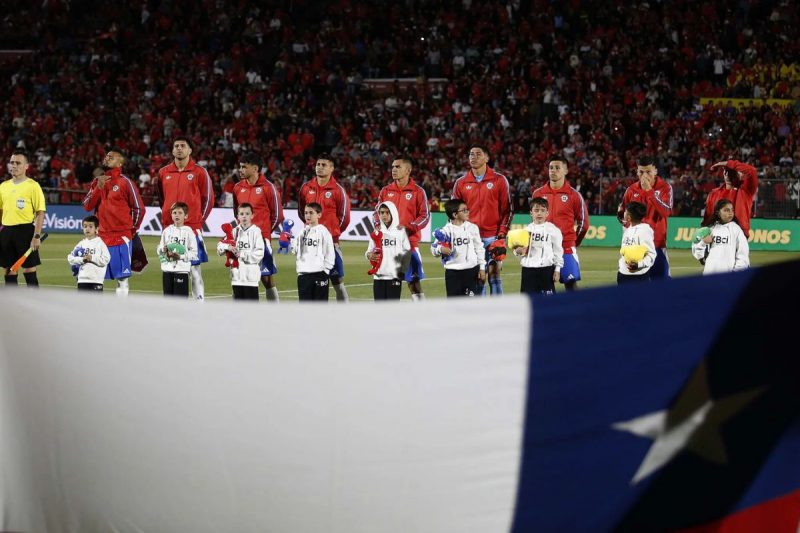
[{"x1": 1, "y1": 139, "x2": 757, "y2": 297}]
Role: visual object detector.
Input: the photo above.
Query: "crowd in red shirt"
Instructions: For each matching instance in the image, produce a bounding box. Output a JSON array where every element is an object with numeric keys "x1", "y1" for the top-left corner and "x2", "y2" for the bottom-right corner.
[{"x1": 1, "y1": 0, "x2": 799, "y2": 216}]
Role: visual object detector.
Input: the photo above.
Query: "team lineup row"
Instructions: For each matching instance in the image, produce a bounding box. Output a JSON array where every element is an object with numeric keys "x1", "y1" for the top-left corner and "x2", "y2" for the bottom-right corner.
[{"x1": 0, "y1": 140, "x2": 758, "y2": 299}]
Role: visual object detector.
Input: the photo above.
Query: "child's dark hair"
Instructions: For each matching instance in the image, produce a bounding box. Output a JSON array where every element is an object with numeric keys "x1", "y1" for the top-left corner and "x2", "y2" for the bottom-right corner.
[
  {"x1": 238, "y1": 202, "x2": 254, "y2": 213},
  {"x1": 170, "y1": 201, "x2": 189, "y2": 214},
  {"x1": 306, "y1": 202, "x2": 323, "y2": 214},
  {"x1": 444, "y1": 198, "x2": 466, "y2": 220},
  {"x1": 626, "y1": 201, "x2": 647, "y2": 223},
  {"x1": 82, "y1": 215, "x2": 100, "y2": 227},
  {"x1": 530, "y1": 197, "x2": 549, "y2": 210},
  {"x1": 711, "y1": 199, "x2": 734, "y2": 225}
]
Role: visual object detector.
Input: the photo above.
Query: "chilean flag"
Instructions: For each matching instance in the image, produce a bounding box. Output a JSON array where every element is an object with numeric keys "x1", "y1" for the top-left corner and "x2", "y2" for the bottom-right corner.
[{"x1": 1, "y1": 261, "x2": 798, "y2": 532}]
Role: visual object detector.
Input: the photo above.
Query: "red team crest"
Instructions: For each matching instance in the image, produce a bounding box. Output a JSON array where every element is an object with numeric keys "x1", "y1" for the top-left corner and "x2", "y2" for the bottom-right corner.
[
  {"x1": 561, "y1": 194, "x2": 568, "y2": 203},
  {"x1": 187, "y1": 174, "x2": 194, "y2": 181},
  {"x1": 405, "y1": 193, "x2": 412, "y2": 200},
  {"x1": 256, "y1": 187, "x2": 262, "y2": 194},
  {"x1": 487, "y1": 182, "x2": 494, "y2": 190},
  {"x1": 325, "y1": 191, "x2": 332, "y2": 198}
]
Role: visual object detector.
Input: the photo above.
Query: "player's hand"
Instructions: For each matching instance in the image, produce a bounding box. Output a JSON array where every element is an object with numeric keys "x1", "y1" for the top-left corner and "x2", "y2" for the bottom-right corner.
[
  {"x1": 639, "y1": 175, "x2": 654, "y2": 191},
  {"x1": 30, "y1": 236, "x2": 41, "y2": 251},
  {"x1": 514, "y1": 246, "x2": 528, "y2": 256},
  {"x1": 552, "y1": 270, "x2": 559, "y2": 282},
  {"x1": 440, "y1": 245, "x2": 452, "y2": 256},
  {"x1": 702, "y1": 234, "x2": 713, "y2": 244},
  {"x1": 96, "y1": 175, "x2": 110, "y2": 188},
  {"x1": 477, "y1": 270, "x2": 487, "y2": 282},
  {"x1": 496, "y1": 233, "x2": 506, "y2": 241},
  {"x1": 710, "y1": 161, "x2": 727, "y2": 171},
  {"x1": 367, "y1": 251, "x2": 379, "y2": 261},
  {"x1": 84, "y1": 253, "x2": 93, "y2": 263},
  {"x1": 627, "y1": 261, "x2": 639, "y2": 272}
]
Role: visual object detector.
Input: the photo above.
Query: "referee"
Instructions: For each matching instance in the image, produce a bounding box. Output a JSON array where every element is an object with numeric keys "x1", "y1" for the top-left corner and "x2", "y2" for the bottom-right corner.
[{"x1": 0, "y1": 150, "x2": 46, "y2": 287}]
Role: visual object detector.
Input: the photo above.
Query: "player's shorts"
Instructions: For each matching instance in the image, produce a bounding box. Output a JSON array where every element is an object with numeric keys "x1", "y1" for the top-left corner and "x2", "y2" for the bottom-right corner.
[
  {"x1": 0, "y1": 224, "x2": 40, "y2": 268},
  {"x1": 329, "y1": 243, "x2": 345, "y2": 279},
  {"x1": 192, "y1": 231, "x2": 209, "y2": 266},
  {"x1": 105, "y1": 238, "x2": 133, "y2": 280},
  {"x1": 481, "y1": 236, "x2": 502, "y2": 266},
  {"x1": 403, "y1": 247, "x2": 426, "y2": 282},
  {"x1": 650, "y1": 248, "x2": 671, "y2": 279},
  {"x1": 259, "y1": 238, "x2": 278, "y2": 277},
  {"x1": 559, "y1": 248, "x2": 582, "y2": 284}
]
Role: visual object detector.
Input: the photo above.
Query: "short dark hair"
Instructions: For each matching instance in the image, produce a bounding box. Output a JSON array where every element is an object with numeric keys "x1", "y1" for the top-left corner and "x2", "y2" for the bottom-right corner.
[
  {"x1": 306, "y1": 202, "x2": 323, "y2": 214},
  {"x1": 530, "y1": 197, "x2": 549, "y2": 210},
  {"x1": 10, "y1": 149, "x2": 28, "y2": 162},
  {"x1": 469, "y1": 144, "x2": 490, "y2": 157},
  {"x1": 548, "y1": 155, "x2": 568, "y2": 167},
  {"x1": 237, "y1": 202, "x2": 254, "y2": 213},
  {"x1": 316, "y1": 153, "x2": 335, "y2": 166},
  {"x1": 638, "y1": 156, "x2": 656, "y2": 167},
  {"x1": 240, "y1": 152, "x2": 262, "y2": 168},
  {"x1": 445, "y1": 198, "x2": 466, "y2": 220},
  {"x1": 108, "y1": 146, "x2": 126, "y2": 159},
  {"x1": 170, "y1": 201, "x2": 189, "y2": 214},
  {"x1": 173, "y1": 136, "x2": 194, "y2": 151},
  {"x1": 626, "y1": 201, "x2": 647, "y2": 222},
  {"x1": 82, "y1": 215, "x2": 100, "y2": 227},
  {"x1": 394, "y1": 155, "x2": 414, "y2": 168}
]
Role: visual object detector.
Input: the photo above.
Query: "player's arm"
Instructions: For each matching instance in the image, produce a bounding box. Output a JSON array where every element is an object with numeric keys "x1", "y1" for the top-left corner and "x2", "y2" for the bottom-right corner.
[
  {"x1": 82, "y1": 178, "x2": 102, "y2": 212},
  {"x1": 31, "y1": 209, "x2": 45, "y2": 250},
  {"x1": 644, "y1": 181, "x2": 673, "y2": 219},
  {"x1": 155, "y1": 169, "x2": 165, "y2": 207},
  {"x1": 199, "y1": 167, "x2": 214, "y2": 222},
  {"x1": 296, "y1": 184, "x2": 306, "y2": 219},
  {"x1": 701, "y1": 191, "x2": 716, "y2": 227},
  {"x1": 573, "y1": 191, "x2": 589, "y2": 246},
  {"x1": 409, "y1": 187, "x2": 431, "y2": 233},
  {"x1": 337, "y1": 184, "x2": 350, "y2": 232},
  {"x1": 127, "y1": 178, "x2": 146, "y2": 233},
  {"x1": 269, "y1": 182, "x2": 283, "y2": 233},
  {"x1": 617, "y1": 188, "x2": 630, "y2": 224},
  {"x1": 729, "y1": 160, "x2": 758, "y2": 196},
  {"x1": 497, "y1": 176, "x2": 513, "y2": 237},
  {"x1": 451, "y1": 178, "x2": 462, "y2": 201}
]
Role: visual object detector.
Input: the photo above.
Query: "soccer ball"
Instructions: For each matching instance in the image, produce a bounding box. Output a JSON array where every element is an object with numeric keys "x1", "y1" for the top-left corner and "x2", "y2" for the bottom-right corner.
[
  {"x1": 620, "y1": 245, "x2": 647, "y2": 264},
  {"x1": 507, "y1": 229, "x2": 530, "y2": 250}
]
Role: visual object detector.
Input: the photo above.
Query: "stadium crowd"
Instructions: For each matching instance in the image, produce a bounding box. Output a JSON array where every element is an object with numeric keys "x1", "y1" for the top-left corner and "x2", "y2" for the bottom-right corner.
[{"x1": 1, "y1": 0, "x2": 800, "y2": 218}]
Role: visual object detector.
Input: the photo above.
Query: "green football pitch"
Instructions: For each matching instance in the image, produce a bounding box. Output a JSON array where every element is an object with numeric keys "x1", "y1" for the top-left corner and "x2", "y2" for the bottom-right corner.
[{"x1": 28, "y1": 234, "x2": 800, "y2": 300}]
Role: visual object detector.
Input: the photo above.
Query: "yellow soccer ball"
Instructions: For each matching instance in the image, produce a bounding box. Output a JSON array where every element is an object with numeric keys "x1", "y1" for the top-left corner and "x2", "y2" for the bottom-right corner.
[
  {"x1": 620, "y1": 244, "x2": 647, "y2": 264},
  {"x1": 507, "y1": 229, "x2": 530, "y2": 250}
]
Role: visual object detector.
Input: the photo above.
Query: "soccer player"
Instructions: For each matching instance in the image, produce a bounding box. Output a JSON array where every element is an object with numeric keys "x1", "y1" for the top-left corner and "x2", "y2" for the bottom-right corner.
[
  {"x1": 451, "y1": 144, "x2": 513, "y2": 295},
  {"x1": 297, "y1": 154, "x2": 350, "y2": 301},
  {"x1": 82, "y1": 147, "x2": 145, "y2": 296},
  {"x1": 234, "y1": 152, "x2": 284, "y2": 302},
  {"x1": 617, "y1": 156, "x2": 673, "y2": 279},
  {"x1": 0, "y1": 150, "x2": 46, "y2": 287},
  {"x1": 155, "y1": 136, "x2": 214, "y2": 301},
  {"x1": 531, "y1": 155, "x2": 589, "y2": 290},
  {"x1": 702, "y1": 159, "x2": 758, "y2": 238},
  {"x1": 373, "y1": 156, "x2": 430, "y2": 301}
]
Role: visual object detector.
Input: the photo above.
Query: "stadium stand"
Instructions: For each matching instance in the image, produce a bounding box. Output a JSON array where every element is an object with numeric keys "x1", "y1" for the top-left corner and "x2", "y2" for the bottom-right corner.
[{"x1": 1, "y1": 0, "x2": 799, "y2": 216}]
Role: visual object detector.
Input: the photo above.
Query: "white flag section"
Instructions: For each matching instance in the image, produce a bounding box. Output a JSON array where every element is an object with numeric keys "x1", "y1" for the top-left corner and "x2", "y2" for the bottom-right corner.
[{"x1": 0, "y1": 291, "x2": 531, "y2": 533}]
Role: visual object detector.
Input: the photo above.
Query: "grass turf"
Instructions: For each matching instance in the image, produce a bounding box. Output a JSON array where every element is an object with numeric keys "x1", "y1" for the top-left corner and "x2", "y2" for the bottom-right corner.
[{"x1": 26, "y1": 233, "x2": 800, "y2": 300}]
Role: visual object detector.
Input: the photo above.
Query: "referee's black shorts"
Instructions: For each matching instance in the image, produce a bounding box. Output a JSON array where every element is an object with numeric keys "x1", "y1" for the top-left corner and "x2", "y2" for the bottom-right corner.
[{"x1": 0, "y1": 224, "x2": 40, "y2": 269}]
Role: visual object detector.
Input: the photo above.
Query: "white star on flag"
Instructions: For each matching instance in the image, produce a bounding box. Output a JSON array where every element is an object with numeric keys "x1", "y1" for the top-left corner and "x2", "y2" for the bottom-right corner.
[{"x1": 612, "y1": 362, "x2": 765, "y2": 484}]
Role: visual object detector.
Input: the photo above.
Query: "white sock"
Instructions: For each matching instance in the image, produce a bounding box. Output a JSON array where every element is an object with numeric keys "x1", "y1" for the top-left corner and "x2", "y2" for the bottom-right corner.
[
  {"x1": 333, "y1": 283, "x2": 349, "y2": 302},
  {"x1": 411, "y1": 293, "x2": 425, "y2": 302},
  {"x1": 191, "y1": 265, "x2": 205, "y2": 300},
  {"x1": 265, "y1": 287, "x2": 280, "y2": 301},
  {"x1": 116, "y1": 278, "x2": 129, "y2": 297}
]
